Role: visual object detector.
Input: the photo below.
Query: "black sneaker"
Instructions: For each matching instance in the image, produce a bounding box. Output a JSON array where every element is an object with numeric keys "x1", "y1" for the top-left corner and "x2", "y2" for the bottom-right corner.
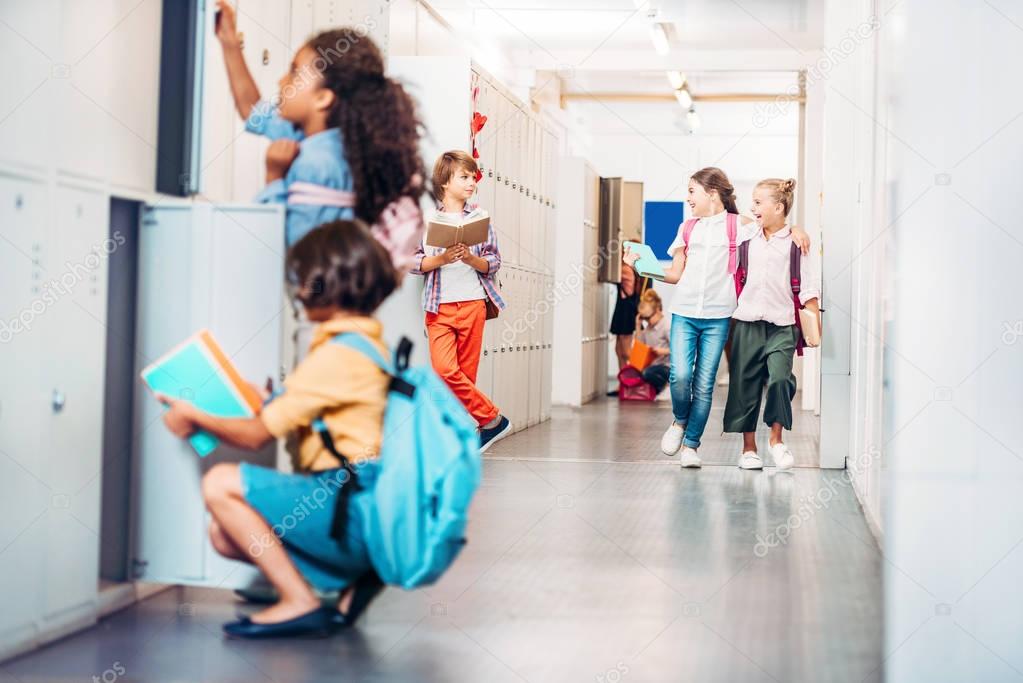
[{"x1": 479, "y1": 415, "x2": 512, "y2": 453}]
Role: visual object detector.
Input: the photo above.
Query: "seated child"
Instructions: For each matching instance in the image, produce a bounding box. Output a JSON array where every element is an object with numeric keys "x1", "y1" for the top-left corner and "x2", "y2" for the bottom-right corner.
[
  {"x1": 634, "y1": 288, "x2": 671, "y2": 393},
  {"x1": 156, "y1": 220, "x2": 396, "y2": 639}
]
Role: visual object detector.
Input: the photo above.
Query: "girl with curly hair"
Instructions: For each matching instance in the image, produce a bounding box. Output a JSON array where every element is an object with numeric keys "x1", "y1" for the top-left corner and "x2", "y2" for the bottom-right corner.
[{"x1": 215, "y1": 0, "x2": 425, "y2": 249}]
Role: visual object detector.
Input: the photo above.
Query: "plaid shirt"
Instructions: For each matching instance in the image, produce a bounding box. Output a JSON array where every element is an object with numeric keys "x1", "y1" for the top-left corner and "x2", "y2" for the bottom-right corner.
[{"x1": 411, "y1": 204, "x2": 506, "y2": 314}]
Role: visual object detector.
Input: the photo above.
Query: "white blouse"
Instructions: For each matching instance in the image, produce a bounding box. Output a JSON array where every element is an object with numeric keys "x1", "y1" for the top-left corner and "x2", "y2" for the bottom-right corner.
[
  {"x1": 732, "y1": 224, "x2": 821, "y2": 326},
  {"x1": 667, "y1": 211, "x2": 759, "y2": 319}
]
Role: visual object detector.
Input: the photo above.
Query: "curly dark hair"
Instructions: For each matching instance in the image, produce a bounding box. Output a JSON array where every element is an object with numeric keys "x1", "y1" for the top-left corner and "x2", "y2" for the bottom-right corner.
[
  {"x1": 287, "y1": 220, "x2": 397, "y2": 314},
  {"x1": 305, "y1": 29, "x2": 425, "y2": 224}
]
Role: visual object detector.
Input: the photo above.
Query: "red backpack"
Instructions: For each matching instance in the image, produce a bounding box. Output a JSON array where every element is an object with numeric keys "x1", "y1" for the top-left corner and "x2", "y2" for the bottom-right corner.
[
  {"x1": 681, "y1": 213, "x2": 743, "y2": 296},
  {"x1": 617, "y1": 366, "x2": 657, "y2": 402}
]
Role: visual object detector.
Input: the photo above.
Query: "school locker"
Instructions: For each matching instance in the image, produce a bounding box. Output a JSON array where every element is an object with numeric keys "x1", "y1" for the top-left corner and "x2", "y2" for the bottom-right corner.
[
  {"x1": 515, "y1": 269, "x2": 528, "y2": 432},
  {"x1": 476, "y1": 80, "x2": 497, "y2": 215},
  {"x1": 515, "y1": 105, "x2": 527, "y2": 266},
  {"x1": 532, "y1": 123, "x2": 543, "y2": 271},
  {"x1": 504, "y1": 267, "x2": 517, "y2": 431},
  {"x1": 517, "y1": 119, "x2": 529, "y2": 270},
  {"x1": 522, "y1": 120, "x2": 535, "y2": 271},
  {"x1": 528, "y1": 273, "x2": 541, "y2": 426},
  {"x1": 495, "y1": 95, "x2": 518, "y2": 265},
  {"x1": 39, "y1": 185, "x2": 110, "y2": 617},
  {"x1": 227, "y1": 0, "x2": 293, "y2": 201},
  {"x1": 510, "y1": 268, "x2": 523, "y2": 431},
  {"x1": 132, "y1": 203, "x2": 284, "y2": 588},
  {"x1": 0, "y1": 174, "x2": 49, "y2": 638},
  {"x1": 542, "y1": 275, "x2": 553, "y2": 421},
  {"x1": 478, "y1": 310, "x2": 494, "y2": 401},
  {"x1": 524, "y1": 271, "x2": 535, "y2": 428},
  {"x1": 491, "y1": 267, "x2": 510, "y2": 429}
]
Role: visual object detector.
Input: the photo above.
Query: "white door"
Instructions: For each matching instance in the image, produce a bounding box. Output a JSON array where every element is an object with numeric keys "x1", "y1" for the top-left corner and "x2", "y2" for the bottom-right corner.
[{"x1": 131, "y1": 203, "x2": 284, "y2": 587}]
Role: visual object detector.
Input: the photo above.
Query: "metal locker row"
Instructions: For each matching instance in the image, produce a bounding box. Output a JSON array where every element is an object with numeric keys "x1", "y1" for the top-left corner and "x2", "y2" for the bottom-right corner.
[
  {"x1": 473, "y1": 71, "x2": 557, "y2": 274},
  {"x1": 470, "y1": 67, "x2": 558, "y2": 437},
  {"x1": 478, "y1": 265, "x2": 554, "y2": 435},
  {"x1": 0, "y1": 175, "x2": 112, "y2": 638}
]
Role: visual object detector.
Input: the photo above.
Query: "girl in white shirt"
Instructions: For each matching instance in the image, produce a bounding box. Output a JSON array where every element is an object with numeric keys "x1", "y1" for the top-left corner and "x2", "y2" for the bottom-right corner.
[
  {"x1": 724, "y1": 179, "x2": 821, "y2": 471},
  {"x1": 625, "y1": 168, "x2": 809, "y2": 468}
]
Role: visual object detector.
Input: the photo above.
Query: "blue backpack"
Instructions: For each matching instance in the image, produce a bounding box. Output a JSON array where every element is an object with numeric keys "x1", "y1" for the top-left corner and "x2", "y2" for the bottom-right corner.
[{"x1": 315, "y1": 332, "x2": 482, "y2": 589}]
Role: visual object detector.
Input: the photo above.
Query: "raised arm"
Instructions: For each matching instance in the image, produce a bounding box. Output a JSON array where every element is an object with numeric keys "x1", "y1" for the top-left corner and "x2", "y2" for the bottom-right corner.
[{"x1": 215, "y1": 0, "x2": 261, "y2": 120}]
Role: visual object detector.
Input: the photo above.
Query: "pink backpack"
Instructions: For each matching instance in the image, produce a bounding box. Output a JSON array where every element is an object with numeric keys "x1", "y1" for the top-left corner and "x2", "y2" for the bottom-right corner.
[
  {"x1": 617, "y1": 366, "x2": 657, "y2": 402},
  {"x1": 288, "y1": 181, "x2": 425, "y2": 274},
  {"x1": 681, "y1": 213, "x2": 742, "y2": 296}
]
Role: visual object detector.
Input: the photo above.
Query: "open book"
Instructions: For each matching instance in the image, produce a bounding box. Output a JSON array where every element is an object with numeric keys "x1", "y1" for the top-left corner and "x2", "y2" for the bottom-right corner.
[
  {"x1": 426, "y1": 208, "x2": 491, "y2": 248},
  {"x1": 141, "y1": 330, "x2": 263, "y2": 456}
]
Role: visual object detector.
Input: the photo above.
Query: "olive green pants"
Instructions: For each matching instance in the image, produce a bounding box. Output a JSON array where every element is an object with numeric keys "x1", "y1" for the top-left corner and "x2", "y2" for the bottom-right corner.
[{"x1": 723, "y1": 320, "x2": 799, "y2": 433}]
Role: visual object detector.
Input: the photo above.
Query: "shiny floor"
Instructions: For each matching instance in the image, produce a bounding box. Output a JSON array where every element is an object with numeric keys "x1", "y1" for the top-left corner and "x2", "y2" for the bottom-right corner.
[{"x1": 3, "y1": 396, "x2": 881, "y2": 683}]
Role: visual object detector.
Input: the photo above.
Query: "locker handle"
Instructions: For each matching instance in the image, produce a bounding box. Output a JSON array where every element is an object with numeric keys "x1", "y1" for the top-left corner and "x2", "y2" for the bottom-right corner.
[
  {"x1": 488, "y1": 170, "x2": 494, "y2": 178},
  {"x1": 52, "y1": 389, "x2": 66, "y2": 413}
]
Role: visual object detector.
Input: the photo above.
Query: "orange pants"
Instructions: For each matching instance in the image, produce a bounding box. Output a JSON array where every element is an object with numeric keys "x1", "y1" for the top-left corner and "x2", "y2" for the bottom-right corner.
[{"x1": 425, "y1": 300, "x2": 499, "y2": 426}]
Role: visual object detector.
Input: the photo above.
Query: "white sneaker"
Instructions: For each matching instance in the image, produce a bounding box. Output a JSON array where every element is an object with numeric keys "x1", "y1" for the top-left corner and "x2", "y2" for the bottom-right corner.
[
  {"x1": 660, "y1": 422, "x2": 685, "y2": 456},
  {"x1": 771, "y1": 442, "x2": 794, "y2": 471},
  {"x1": 738, "y1": 451, "x2": 763, "y2": 470},
  {"x1": 679, "y1": 447, "x2": 702, "y2": 468}
]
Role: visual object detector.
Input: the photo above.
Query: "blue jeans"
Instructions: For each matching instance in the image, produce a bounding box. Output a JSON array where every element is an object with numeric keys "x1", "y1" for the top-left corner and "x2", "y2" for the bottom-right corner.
[{"x1": 669, "y1": 314, "x2": 731, "y2": 448}]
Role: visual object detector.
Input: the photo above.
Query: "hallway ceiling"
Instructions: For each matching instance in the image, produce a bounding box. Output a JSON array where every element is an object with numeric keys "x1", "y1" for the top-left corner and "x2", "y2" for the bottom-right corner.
[
  {"x1": 428, "y1": 0, "x2": 823, "y2": 134},
  {"x1": 429, "y1": 0, "x2": 825, "y2": 57}
]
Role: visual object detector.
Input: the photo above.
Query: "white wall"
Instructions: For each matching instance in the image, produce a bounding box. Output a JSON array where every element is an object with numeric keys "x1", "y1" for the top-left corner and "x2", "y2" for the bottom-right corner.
[
  {"x1": 877, "y1": 1, "x2": 1023, "y2": 679},
  {"x1": 579, "y1": 100, "x2": 800, "y2": 208}
]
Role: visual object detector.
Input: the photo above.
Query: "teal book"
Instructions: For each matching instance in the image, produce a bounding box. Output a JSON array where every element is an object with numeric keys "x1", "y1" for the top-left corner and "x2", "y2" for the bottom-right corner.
[
  {"x1": 623, "y1": 241, "x2": 667, "y2": 280},
  {"x1": 141, "y1": 329, "x2": 263, "y2": 457}
]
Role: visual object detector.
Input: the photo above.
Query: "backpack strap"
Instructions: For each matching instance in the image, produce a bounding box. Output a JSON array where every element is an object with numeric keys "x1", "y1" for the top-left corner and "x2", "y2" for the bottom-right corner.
[
  {"x1": 681, "y1": 218, "x2": 699, "y2": 254},
  {"x1": 726, "y1": 213, "x2": 738, "y2": 275},
  {"x1": 314, "y1": 332, "x2": 414, "y2": 543},
  {"x1": 789, "y1": 242, "x2": 806, "y2": 357}
]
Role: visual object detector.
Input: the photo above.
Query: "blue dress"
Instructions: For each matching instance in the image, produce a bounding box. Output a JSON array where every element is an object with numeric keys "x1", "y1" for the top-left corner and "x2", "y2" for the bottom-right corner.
[
  {"x1": 239, "y1": 461, "x2": 377, "y2": 592},
  {"x1": 247, "y1": 100, "x2": 355, "y2": 247}
]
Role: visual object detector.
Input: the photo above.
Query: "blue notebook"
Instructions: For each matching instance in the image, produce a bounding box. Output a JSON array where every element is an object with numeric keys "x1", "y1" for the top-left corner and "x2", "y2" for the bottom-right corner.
[
  {"x1": 623, "y1": 241, "x2": 666, "y2": 280},
  {"x1": 141, "y1": 330, "x2": 262, "y2": 456}
]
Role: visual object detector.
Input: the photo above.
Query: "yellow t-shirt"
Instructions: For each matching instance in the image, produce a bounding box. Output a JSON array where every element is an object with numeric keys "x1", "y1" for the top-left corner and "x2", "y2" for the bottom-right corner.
[{"x1": 259, "y1": 316, "x2": 389, "y2": 472}]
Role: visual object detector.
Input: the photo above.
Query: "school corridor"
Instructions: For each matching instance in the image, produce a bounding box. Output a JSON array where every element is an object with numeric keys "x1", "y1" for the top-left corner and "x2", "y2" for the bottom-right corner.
[
  {"x1": 2, "y1": 0, "x2": 1021, "y2": 681},
  {"x1": 3, "y1": 394, "x2": 886, "y2": 683}
]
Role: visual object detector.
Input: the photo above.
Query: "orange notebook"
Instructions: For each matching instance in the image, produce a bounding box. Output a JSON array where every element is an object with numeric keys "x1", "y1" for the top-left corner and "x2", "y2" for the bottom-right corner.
[{"x1": 628, "y1": 340, "x2": 656, "y2": 371}]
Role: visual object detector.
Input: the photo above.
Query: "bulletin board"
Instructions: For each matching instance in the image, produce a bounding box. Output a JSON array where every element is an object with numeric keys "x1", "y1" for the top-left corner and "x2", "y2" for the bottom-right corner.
[{"x1": 643, "y1": 201, "x2": 685, "y2": 261}]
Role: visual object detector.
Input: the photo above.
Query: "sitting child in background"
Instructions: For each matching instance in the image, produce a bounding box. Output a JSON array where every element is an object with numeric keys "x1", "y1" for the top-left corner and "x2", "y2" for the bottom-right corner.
[
  {"x1": 634, "y1": 288, "x2": 671, "y2": 394},
  {"x1": 157, "y1": 220, "x2": 396, "y2": 639}
]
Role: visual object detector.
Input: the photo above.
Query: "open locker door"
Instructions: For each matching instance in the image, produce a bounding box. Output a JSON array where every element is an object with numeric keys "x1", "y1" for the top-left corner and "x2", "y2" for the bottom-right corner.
[{"x1": 131, "y1": 202, "x2": 284, "y2": 587}]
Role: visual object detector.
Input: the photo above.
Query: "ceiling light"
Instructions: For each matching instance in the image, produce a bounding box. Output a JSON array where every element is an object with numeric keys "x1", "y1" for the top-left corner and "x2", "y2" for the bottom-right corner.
[
  {"x1": 666, "y1": 70, "x2": 686, "y2": 90},
  {"x1": 686, "y1": 108, "x2": 701, "y2": 130},
  {"x1": 674, "y1": 88, "x2": 693, "y2": 108},
  {"x1": 649, "y1": 23, "x2": 669, "y2": 56}
]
